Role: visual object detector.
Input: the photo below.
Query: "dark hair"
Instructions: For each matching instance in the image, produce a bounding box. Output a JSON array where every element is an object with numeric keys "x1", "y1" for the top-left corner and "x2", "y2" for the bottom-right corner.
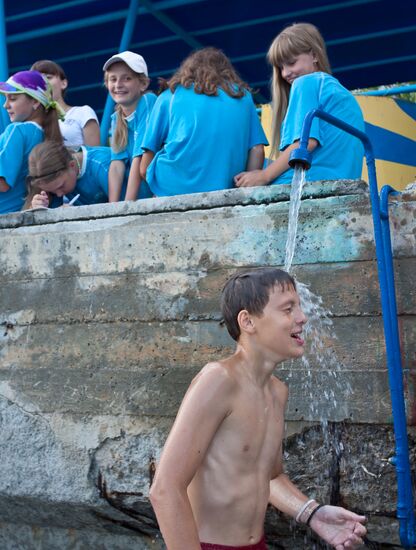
[
  {"x1": 31, "y1": 59, "x2": 68, "y2": 98},
  {"x1": 167, "y1": 47, "x2": 250, "y2": 98},
  {"x1": 221, "y1": 268, "x2": 296, "y2": 341},
  {"x1": 31, "y1": 59, "x2": 67, "y2": 80}
]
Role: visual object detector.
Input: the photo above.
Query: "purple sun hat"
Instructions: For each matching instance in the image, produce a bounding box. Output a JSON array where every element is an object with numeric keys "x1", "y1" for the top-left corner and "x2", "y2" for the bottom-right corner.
[
  {"x1": 0, "y1": 70, "x2": 50, "y2": 103},
  {"x1": 0, "y1": 70, "x2": 66, "y2": 119}
]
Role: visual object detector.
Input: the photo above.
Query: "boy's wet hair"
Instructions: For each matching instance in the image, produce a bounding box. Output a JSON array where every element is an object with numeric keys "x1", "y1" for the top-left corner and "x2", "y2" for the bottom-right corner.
[{"x1": 221, "y1": 267, "x2": 296, "y2": 341}]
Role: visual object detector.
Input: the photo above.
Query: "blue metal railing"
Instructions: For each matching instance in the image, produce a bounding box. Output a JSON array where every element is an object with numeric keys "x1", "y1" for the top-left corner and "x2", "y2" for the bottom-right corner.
[
  {"x1": 0, "y1": 0, "x2": 9, "y2": 133},
  {"x1": 379, "y1": 185, "x2": 415, "y2": 547},
  {"x1": 355, "y1": 84, "x2": 416, "y2": 96},
  {"x1": 100, "y1": 0, "x2": 140, "y2": 145},
  {"x1": 289, "y1": 108, "x2": 415, "y2": 549}
]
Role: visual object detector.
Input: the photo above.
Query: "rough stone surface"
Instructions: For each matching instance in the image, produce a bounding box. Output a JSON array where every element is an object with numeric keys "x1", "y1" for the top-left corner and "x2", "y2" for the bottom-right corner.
[{"x1": 0, "y1": 182, "x2": 415, "y2": 548}]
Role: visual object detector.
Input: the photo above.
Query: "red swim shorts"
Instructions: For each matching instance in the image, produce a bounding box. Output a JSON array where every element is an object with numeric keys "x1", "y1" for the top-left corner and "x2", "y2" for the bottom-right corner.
[{"x1": 200, "y1": 535, "x2": 267, "y2": 550}]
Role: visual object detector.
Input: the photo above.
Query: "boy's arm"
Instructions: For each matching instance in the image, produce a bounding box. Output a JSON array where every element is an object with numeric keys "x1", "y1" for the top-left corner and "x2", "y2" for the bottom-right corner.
[
  {"x1": 270, "y1": 472, "x2": 366, "y2": 548},
  {"x1": 124, "y1": 156, "x2": 142, "y2": 201},
  {"x1": 269, "y1": 385, "x2": 366, "y2": 548},
  {"x1": 150, "y1": 363, "x2": 234, "y2": 550},
  {"x1": 108, "y1": 160, "x2": 125, "y2": 202}
]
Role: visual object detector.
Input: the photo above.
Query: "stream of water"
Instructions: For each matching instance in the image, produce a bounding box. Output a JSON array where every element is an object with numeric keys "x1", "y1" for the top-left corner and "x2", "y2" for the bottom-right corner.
[{"x1": 283, "y1": 166, "x2": 352, "y2": 426}]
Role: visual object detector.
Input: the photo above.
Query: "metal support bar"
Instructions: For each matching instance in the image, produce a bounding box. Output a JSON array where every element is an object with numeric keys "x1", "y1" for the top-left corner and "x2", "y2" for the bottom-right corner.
[
  {"x1": 140, "y1": 0, "x2": 202, "y2": 49},
  {"x1": 356, "y1": 84, "x2": 416, "y2": 96},
  {"x1": 100, "y1": 0, "x2": 140, "y2": 145},
  {"x1": 379, "y1": 185, "x2": 415, "y2": 548},
  {"x1": 290, "y1": 108, "x2": 416, "y2": 549},
  {"x1": 0, "y1": 0, "x2": 9, "y2": 132}
]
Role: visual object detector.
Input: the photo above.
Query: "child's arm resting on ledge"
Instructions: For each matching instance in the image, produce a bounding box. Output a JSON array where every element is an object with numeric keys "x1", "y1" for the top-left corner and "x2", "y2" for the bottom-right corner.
[
  {"x1": 140, "y1": 150, "x2": 154, "y2": 181},
  {"x1": 0, "y1": 177, "x2": 10, "y2": 192},
  {"x1": 234, "y1": 138, "x2": 318, "y2": 187}
]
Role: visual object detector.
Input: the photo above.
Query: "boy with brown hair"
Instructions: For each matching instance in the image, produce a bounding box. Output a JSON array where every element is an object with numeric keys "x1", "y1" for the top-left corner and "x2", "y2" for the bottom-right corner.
[{"x1": 150, "y1": 268, "x2": 367, "y2": 549}]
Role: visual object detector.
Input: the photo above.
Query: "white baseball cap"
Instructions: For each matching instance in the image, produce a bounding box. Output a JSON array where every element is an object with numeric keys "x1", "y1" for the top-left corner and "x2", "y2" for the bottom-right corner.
[{"x1": 103, "y1": 51, "x2": 148, "y2": 76}]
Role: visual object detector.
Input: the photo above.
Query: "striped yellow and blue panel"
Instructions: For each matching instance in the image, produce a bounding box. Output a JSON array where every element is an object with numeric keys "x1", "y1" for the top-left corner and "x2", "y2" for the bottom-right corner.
[
  {"x1": 355, "y1": 96, "x2": 416, "y2": 191},
  {"x1": 260, "y1": 97, "x2": 416, "y2": 190}
]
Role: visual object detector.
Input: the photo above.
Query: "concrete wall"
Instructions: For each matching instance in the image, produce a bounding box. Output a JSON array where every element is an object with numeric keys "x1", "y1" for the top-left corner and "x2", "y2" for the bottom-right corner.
[{"x1": 0, "y1": 181, "x2": 415, "y2": 549}]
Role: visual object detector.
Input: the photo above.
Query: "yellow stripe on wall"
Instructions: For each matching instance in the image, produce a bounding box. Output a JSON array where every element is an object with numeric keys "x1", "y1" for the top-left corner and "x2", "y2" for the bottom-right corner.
[
  {"x1": 355, "y1": 96, "x2": 416, "y2": 141},
  {"x1": 261, "y1": 103, "x2": 274, "y2": 159},
  {"x1": 261, "y1": 99, "x2": 416, "y2": 190},
  {"x1": 362, "y1": 158, "x2": 416, "y2": 190}
]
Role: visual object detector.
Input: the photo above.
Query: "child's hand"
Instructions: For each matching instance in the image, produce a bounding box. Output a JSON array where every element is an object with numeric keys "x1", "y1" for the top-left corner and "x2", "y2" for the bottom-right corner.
[
  {"x1": 310, "y1": 505, "x2": 367, "y2": 549},
  {"x1": 234, "y1": 170, "x2": 268, "y2": 187},
  {"x1": 31, "y1": 190, "x2": 49, "y2": 209}
]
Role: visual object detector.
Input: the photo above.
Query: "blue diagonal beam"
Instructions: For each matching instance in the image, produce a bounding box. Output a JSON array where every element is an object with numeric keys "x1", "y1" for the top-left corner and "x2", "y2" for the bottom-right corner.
[
  {"x1": 250, "y1": 54, "x2": 416, "y2": 88},
  {"x1": 100, "y1": 0, "x2": 140, "y2": 144},
  {"x1": 191, "y1": 0, "x2": 381, "y2": 36},
  {"x1": 0, "y1": 0, "x2": 9, "y2": 131},
  {"x1": 6, "y1": 0, "x2": 208, "y2": 43},
  {"x1": 7, "y1": 0, "x2": 380, "y2": 44},
  {"x1": 139, "y1": 0, "x2": 203, "y2": 49},
  {"x1": 10, "y1": 23, "x2": 416, "y2": 74}
]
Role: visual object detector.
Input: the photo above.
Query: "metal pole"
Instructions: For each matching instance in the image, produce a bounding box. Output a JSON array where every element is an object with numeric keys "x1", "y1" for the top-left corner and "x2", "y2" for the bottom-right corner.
[
  {"x1": 100, "y1": 0, "x2": 140, "y2": 145},
  {"x1": 0, "y1": 0, "x2": 9, "y2": 131},
  {"x1": 291, "y1": 109, "x2": 416, "y2": 549}
]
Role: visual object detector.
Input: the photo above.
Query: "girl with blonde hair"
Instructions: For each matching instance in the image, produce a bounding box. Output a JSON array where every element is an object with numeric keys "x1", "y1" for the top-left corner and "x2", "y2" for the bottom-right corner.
[
  {"x1": 0, "y1": 70, "x2": 63, "y2": 214},
  {"x1": 103, "y1": 51, "x2": 156, "y2": 202},
  {"x1": 234, "y1": 23, "x2": 364, "y2": 187},
  {"x1": 139, "y1": 47, "x2": 267, "y2": 197}
]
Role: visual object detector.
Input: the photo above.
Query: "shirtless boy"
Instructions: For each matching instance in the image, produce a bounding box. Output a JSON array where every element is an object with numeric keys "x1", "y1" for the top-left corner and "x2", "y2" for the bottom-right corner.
[{"x1": 150, "y1": 268, "x2": 367, "y2": 549}]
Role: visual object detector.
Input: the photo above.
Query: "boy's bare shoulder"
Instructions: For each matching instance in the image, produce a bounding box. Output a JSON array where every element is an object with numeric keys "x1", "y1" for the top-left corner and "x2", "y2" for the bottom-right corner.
[
  {"x1": 188, "y1": 359, "x2": 239, "y2": 399},
  {"x1": 270, "y1": 374, "x2": 289, "y2": 403}
]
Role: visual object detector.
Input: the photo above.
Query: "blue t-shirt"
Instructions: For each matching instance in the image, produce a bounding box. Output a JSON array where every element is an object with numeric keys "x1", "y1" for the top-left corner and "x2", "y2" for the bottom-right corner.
[
  {"x1": 141, "y1": 86, "x2": 268, "y2": 197},
  {"x1": 110, "y1": 92, "x2": 156, "y2": 199},
  {"x1": 0, "y1": 121, "x2": 44, "y2": 214},
  {"x1": 50, "y1": 146, "x2": 111, "y2": 207},
  {"x1": 273, "y1": 72, "x2": 364, "y2": 184},
  {"x1": 111, "y1": 93, "x2": 157, "y2": 163}
]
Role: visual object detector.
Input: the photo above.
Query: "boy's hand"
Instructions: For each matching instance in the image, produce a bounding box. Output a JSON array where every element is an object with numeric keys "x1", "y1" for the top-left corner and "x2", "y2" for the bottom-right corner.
[
  {"x1": 310, "y1": 505, "x2": 367, "y2": 549},
  {"x1": 31, "y1": 190, "x2": 49, "y2": 209}
]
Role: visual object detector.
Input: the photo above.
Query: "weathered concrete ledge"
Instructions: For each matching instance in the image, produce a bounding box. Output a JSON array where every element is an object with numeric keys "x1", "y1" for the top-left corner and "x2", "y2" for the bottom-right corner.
[
  {"x1": 0, "y1": 181, "x2": 415, "y2": 549},
  {"x1": 0, "y1": 180, "x2": 368, "y2": 229}
]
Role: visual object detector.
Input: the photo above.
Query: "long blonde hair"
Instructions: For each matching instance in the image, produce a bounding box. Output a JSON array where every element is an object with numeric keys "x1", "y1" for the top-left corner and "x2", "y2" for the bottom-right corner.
[
  {"x1": 267, "y1": 23, "x2": 331, "y2": 157},
  {"x1": 104, "y1": 67, "x2": 149, "y2": 152}
]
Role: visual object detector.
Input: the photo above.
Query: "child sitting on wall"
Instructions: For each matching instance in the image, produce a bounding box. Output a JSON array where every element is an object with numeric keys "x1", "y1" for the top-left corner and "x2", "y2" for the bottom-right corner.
[
  {"x1": 31, "y1": 59, "x2": 101, "y2": 148},
  {"x1": 0, "y1": 70, "x2": 63, "y2": 214},
  {"x1": 139, "y1": 47, "x2": 267, "y2": 197},
  {"x1": 25, "y1": 140, "x2": 110, "y2": 208},
  {"x1": 103, "y1": 51, "x2": 156, "y2": 202},
  {"x1": 234, "y1": 23, "x2": 364, "y2": 187}
]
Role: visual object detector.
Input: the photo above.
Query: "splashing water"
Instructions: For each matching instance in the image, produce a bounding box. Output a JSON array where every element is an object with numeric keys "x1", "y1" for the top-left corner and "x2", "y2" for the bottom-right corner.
[
  {"x1": 283, "y1": 166, "x2": 353, "y2": 428},
  {"x1": 281, "y1": 166, "x2": 354, "y2": 544}
]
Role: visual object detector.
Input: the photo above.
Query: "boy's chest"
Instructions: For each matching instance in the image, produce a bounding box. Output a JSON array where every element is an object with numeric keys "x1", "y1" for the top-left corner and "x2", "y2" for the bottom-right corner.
[{"x1": 221, "y1": 398, "x2": 284, "y2": 467}]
